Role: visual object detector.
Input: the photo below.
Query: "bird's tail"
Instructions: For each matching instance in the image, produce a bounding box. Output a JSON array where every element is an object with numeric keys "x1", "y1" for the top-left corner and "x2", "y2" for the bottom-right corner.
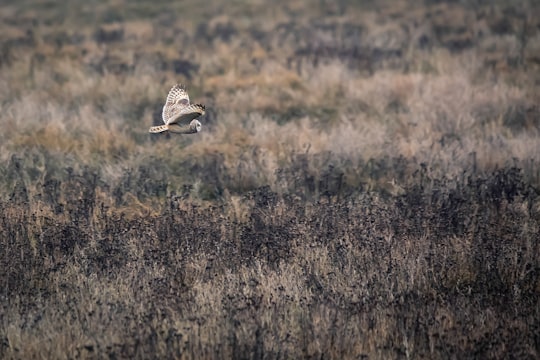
[{"x1": 149, "y1": 124, "x2": 168, "y2": 133}]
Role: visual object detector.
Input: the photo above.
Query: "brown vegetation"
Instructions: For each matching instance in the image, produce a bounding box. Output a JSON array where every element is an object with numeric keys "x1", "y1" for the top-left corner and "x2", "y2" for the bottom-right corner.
[{"x1": 1, "y1": 0, "x2": 539, "y2": 358}]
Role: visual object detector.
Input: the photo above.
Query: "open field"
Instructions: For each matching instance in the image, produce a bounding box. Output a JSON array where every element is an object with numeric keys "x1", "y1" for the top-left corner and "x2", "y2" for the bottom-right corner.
[{"x1": 1, "y1": 0, "x2": 539, "y2": 358}]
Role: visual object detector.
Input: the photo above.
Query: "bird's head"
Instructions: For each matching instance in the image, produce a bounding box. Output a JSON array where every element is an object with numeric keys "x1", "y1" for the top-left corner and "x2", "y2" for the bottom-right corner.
[{"x1": 190, "y1": 119, "x2": 202, "y2": 133}]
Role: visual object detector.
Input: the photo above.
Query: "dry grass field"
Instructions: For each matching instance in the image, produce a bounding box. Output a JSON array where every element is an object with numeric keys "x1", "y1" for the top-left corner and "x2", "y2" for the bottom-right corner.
[{"x1": 1, "y1": 0, "x2": 539, "y2": 358}]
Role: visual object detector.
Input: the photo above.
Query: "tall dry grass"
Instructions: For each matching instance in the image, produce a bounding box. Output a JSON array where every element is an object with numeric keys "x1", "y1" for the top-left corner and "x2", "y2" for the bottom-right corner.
[{"x1": 1, "y1": 0, "x2": 539, "y2": 358}]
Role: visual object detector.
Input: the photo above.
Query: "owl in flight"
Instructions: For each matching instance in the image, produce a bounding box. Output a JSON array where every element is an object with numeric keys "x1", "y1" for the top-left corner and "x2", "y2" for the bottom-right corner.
[{"x1": 149, "y1": 84, "x2": 205, "y2": 134}]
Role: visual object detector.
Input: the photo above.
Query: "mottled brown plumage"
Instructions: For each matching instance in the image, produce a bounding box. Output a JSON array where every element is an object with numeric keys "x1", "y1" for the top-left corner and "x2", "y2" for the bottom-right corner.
[{"x1": 149, "y1": 84, "x2": 205, "y2": 134}]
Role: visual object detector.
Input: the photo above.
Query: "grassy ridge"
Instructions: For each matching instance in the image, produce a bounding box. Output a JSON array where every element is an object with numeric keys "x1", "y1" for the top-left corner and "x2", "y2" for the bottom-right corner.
[{"x1": 1, "y1": 0, "x2": 539, "y2": 358}]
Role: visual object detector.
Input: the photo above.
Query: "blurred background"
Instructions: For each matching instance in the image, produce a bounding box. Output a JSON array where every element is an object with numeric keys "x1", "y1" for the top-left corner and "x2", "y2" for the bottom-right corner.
[
  {"x1": 1, "y1": 0, "x2": 538, "y2": 201},
  {"x1": 1, "y1": 0, "x2": 539, "y2": 358}
]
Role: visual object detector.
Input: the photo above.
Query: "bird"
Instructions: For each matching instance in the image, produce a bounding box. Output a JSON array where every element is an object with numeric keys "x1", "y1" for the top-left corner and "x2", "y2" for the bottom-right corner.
[{"x1": 149, "y1": 84, "x2": 205, "y2": 134}]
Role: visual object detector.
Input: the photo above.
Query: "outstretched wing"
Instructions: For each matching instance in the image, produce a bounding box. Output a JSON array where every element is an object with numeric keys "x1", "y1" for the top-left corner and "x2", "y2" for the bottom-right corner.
[
  {"x1": 168, "y1": 104, "x2": 206, "y2": 125},
  {"x1": 162, "y1": 84, "x2": 190, "y2": 124}
]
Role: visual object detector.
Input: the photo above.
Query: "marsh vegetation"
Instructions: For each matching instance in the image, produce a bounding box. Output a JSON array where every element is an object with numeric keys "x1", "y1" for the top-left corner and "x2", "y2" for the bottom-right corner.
[{"x1": 1, "y1": 0, "x2": 539, "y2": 358}]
